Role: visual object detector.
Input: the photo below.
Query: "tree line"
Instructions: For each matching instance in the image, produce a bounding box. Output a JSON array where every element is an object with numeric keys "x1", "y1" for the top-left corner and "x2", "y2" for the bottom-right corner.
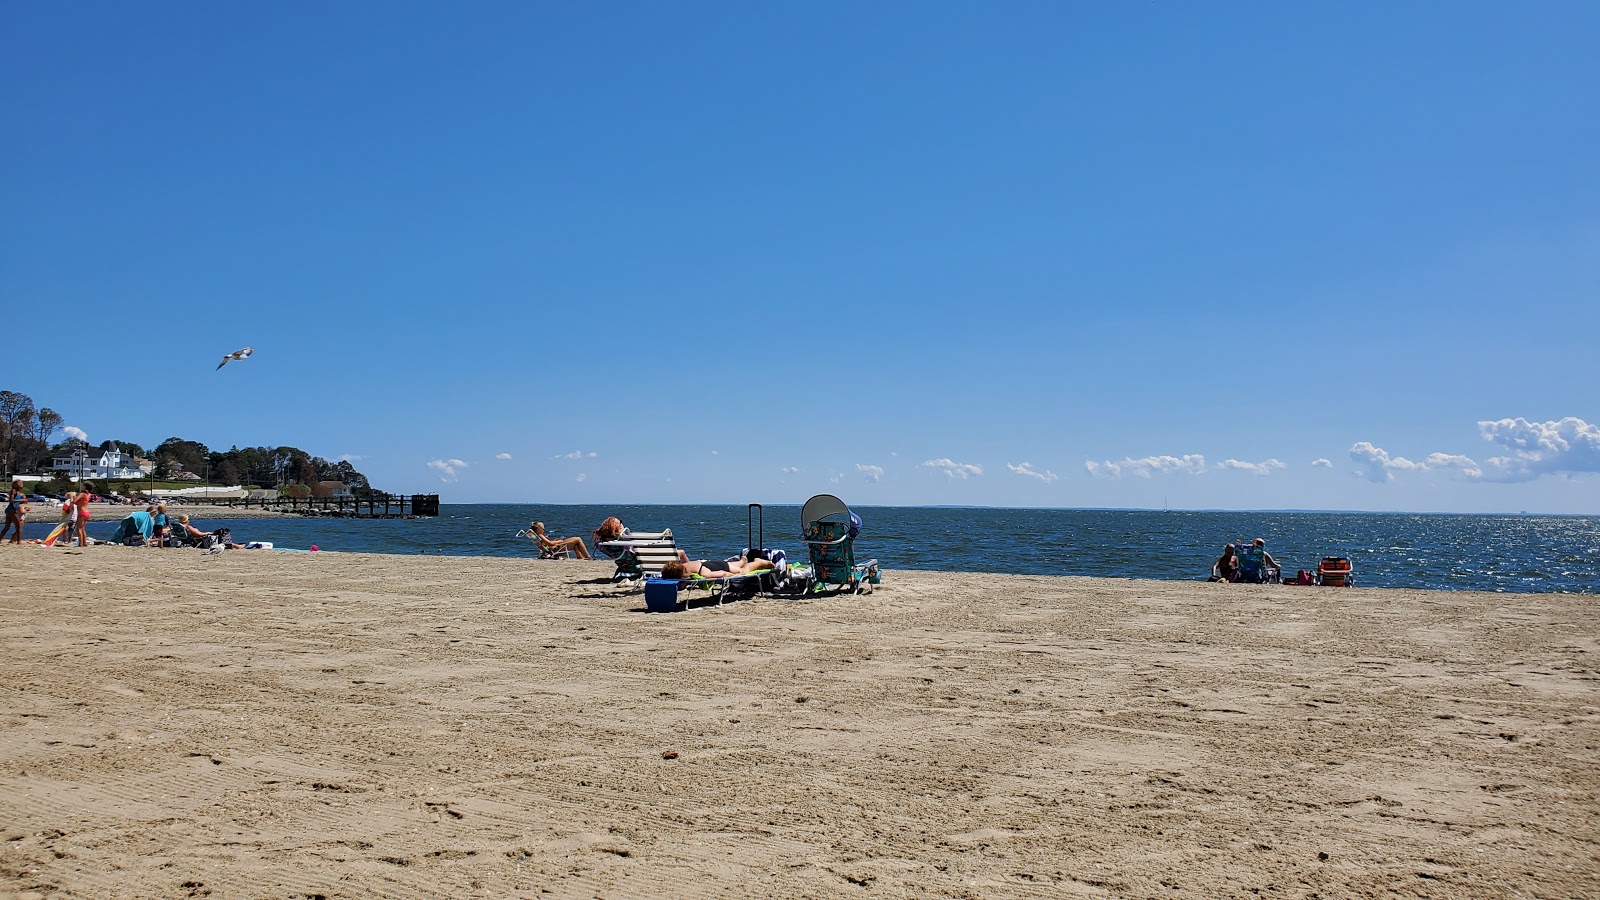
[{"x1": 1, "y1": 388, "x2": 379, "y2": 496}]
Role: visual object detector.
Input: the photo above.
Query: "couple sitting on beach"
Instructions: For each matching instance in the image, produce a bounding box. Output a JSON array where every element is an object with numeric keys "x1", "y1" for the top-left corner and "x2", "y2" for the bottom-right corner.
[{"x1": 1213, "y1": 538, "x2": 1279, "y2": 583}]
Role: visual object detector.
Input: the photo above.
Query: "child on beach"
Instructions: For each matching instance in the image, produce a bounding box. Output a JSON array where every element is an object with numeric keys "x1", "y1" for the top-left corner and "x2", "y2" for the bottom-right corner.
[{"x1": 43, "y1": 491, "x2": 77, "y2": 547}]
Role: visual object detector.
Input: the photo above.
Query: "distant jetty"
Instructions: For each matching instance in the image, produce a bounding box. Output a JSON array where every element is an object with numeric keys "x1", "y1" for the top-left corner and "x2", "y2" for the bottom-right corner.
[{"x1": 211, "y1": 493, "x2": 439, "y2": 518}]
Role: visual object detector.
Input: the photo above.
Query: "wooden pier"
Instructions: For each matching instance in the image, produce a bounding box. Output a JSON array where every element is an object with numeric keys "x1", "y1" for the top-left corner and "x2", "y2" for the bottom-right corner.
[{"x1": 212, "y1": 494, "x2": 439, "y2": 518}]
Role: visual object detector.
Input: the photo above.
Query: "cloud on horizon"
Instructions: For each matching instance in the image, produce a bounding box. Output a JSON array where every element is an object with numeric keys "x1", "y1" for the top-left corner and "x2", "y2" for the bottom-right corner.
[
  {"x1": 1085, "y1": 454, "x2": 1206, "y2": 479},
  {"x1": 554, "y1": 450, "x2": 597, "y2": 460},
  {"x1": 1006, "y1": 462, "x2": 1058, "y2": 483},
  {"x1": 781, "y1": 466, "x2": 800, "y2": 474},
  {"x1": 1477, "y1": 416, "x2": 1600, "y2": 482},
  {"x1": 338, "y1": 453, "x2": 365, "y2": 463},
  {"x1": 427, "y1": 458, "x2": 469, "y2": 482},
  {"x1": 1352, "y1": 418, "x2": 1599, "y2": 484},
  {"x1": 922, "y1": 458, "x2": 983, "y2": 479},
  {"x1": 495, "y1": 452, "x2": 512, "y2": 460},
  {"x1": 856, "y1": 464, "x2": 884, "y2": 483},
  {"x1": 62, "y1": 426, "x2": 88, "y2": 442},
  {"x1": 1220, "y1": 458, "x2": 1287, "y2": 477},
  {"x1": 1312, "y1": 458, "x2": 1333, "y2": 468}
]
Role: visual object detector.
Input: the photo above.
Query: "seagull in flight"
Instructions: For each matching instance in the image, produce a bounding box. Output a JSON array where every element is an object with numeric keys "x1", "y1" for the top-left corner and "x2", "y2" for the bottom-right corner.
[{"x1": 217, "y1": 346, "x2": 253, "y2": 370}]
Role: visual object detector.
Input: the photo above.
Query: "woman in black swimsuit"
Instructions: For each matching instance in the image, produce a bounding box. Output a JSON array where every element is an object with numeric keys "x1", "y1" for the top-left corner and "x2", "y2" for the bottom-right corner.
[{"x1": 661, "y1": 557, "x2": 775, "y2": 579}]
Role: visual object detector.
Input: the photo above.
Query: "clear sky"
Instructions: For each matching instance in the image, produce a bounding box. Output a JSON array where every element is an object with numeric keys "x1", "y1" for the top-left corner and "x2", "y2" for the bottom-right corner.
[{"x1": 3, "y1": 2, "x2": 1596, "y2": 512}]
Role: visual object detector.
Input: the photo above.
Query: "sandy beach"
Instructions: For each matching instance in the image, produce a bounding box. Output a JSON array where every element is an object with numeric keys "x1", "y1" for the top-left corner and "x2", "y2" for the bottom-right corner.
[{"x1": 1, "y1": 548, "x2": 1595, "y2": 898}]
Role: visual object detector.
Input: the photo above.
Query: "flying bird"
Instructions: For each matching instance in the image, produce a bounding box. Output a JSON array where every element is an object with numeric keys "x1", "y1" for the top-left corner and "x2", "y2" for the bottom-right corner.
[{"x1": 217, "y1": 346, "x2": 253, "y2": 370}]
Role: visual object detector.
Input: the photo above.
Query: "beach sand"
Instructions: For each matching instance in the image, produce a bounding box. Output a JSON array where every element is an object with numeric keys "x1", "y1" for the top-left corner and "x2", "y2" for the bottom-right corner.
[{"x1": 1, "y1": 548, "x2": 1595, "y2": 898}]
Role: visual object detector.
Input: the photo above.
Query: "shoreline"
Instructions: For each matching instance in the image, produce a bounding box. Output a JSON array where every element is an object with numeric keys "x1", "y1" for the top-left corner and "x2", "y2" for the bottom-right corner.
[{"x1": 2, "y1": 550, "x2": 1594, "y2": 896}]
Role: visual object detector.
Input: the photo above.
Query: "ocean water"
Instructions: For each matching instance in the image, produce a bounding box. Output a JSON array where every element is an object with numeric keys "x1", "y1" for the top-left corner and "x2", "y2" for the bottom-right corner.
[{"x1": 60, "y1": 504, "x2": 1599, "y2": 594}]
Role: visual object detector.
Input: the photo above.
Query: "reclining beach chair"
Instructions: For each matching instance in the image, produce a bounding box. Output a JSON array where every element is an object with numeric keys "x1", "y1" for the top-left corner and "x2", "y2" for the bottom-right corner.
[
  {"x1": 597, "y1": 529, "x2": 678, "y2": 583},
  {"x1": 1235, "y1": 542, "x2": 1281, "y2": 585},
  {"x1": 799, "y1": 494, "x2": 880, "y2": 595}
]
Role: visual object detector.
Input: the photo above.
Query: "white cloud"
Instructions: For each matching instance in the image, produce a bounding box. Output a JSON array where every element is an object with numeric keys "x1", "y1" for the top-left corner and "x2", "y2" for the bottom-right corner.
[
  {"x1": 1085, "y1": 454, "x2": 1206, "y2": 479},
  {"x1": 1220, "y1": 458, "x2": 1287, "y2": 477},
  {"x1": 1349, "y1": 418, "x2": 1600, "y2": 486},
  {"x1": 62, "y1": 426, "x2": 88, "y2": 442},
  {"x1": 711, "y1": 450, "x2": 719, "y2": 456},
  {"x1": 1311, "y1": 458, "x2": 1333, "y2": 468},
  {"x1": 427, "y1": 458, "x2": 469, "y2": 482},
  {"x1": 1006, "y1": 462, "x2": 1058, "y2": 483},
  {"x1": 921, "y1": 458, "x2": 983, "y2": 479},
  {"x1": 1348, "y1": 442, "x2": 1428, "y2": 483},
  {"x1": 856, "y1": 464, "x2": 884, "y2": 483},
  {"x1": 1423, "y1": 452, "x2": 1483, "y2": 479},
  {"x1": 781, "y1": 466, "x2": 800, "y2": 474},
  {"x1": 554, "y1": 450, "x2": 597, "y2": 460},
  {"x1": 576, "y1": 473, "x2": 587, "y2": 482},
  {"x1": 1476, "y1": 417, "x2": 1600, "y2": 482},
  {"x1": 338, "y1": 453, "x2": 365, "y2": 463},
  {"x1": 495, "y1": 452, "x2": 512, "y2": 460}
]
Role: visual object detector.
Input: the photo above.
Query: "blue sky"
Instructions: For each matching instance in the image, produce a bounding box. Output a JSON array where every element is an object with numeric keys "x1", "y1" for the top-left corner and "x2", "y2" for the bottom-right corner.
[{"x1": 3, "y1": 2, "x2": 1596, "y2": 512}]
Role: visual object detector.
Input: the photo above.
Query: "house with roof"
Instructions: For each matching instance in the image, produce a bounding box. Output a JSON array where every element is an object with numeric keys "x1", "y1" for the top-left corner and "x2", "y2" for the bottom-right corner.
[{"x1": 51, "y1": 445, "x2": 152, "y2": 480}]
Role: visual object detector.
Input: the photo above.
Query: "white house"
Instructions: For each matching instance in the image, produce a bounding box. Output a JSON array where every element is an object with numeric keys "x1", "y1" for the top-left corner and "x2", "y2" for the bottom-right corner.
[{"x1": 52, "y1": 445, "x2": 151, "y2": 480}]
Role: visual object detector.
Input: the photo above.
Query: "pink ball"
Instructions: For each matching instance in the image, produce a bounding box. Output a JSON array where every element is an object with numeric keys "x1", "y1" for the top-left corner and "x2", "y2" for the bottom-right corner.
[{"x1": 310, "y1": 545, "x2": 319, "y2": 552}]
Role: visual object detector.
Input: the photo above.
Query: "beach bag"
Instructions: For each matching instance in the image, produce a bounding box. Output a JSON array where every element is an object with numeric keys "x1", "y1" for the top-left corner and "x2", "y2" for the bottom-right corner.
[{"x1": 1296, "y1": 569, "x2": 1313, "y2": 585}]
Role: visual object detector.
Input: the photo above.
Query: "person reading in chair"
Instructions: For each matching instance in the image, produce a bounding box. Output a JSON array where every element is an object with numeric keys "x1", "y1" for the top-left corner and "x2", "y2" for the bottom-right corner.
[
  {"x1": 529, "y1": 521, "x2": 592, "y2": 559},
  {"x1": 661, "y1": 556, "x2": 775, "y2": 580}
]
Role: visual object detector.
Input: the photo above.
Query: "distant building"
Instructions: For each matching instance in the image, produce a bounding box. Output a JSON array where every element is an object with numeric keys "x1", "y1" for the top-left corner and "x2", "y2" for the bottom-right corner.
[
  {"x1": 312, "y1": 481, "x2": 353, "y2": 499},
  {"x1": 51, "y1": 445, "x2": 149, "y2": 480},
  {"x1": 173, "y1": 471, "x2": 202, "y2": 482}
]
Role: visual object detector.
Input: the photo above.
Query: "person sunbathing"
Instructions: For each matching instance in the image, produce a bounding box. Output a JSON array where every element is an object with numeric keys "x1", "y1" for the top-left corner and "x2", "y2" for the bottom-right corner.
[
  {"x1": 661, "y1": 557, "x2": 774, "y2": 580},
  {"x1": 529, "y1": 521, "x2": 592, "y2": 559}
]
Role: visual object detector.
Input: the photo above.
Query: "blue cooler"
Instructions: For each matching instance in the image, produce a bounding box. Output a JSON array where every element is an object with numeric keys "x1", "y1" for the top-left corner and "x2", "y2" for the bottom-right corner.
[{"x1": 644, "y1": 578, "x2": 681, "y2": 613}]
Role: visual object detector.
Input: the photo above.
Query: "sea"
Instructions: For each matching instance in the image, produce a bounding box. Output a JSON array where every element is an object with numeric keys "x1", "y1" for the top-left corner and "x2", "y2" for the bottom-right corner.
[{"x1": 64, "y1": 504, "x2": 1599, "y2": 594}]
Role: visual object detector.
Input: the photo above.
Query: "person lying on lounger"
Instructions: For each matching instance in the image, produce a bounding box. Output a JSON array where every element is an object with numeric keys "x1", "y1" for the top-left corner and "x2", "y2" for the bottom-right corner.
[
  {"x1": 660, "y1": 557, "x2": 775, "y2": 580},
  {"x1": 529, "y1": 521, "x2": 592, "y2": 559}
]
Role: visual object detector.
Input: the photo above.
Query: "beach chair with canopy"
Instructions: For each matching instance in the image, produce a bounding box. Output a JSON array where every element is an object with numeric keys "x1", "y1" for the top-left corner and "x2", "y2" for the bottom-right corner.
[{"x1": 799, "y1": 494, "x2": 880, "y2": 595}]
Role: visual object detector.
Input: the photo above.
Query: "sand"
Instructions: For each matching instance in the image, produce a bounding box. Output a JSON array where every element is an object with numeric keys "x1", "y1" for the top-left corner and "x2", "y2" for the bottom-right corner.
[{"x1": 1, "y1": 547, "x2": 1595, "y2": 899}]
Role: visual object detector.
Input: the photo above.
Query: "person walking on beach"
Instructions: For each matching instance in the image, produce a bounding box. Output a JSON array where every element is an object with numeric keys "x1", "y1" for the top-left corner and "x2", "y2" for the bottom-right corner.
[
  {"x1": 2, "y1": 480, "x2": 27, "y2": 543},
  {"x1": 528, "y1": 521, "x2": 592, "y2": 559},
  {"x1": 72, "y1": 482, "x2": 93, "y2": 547}
]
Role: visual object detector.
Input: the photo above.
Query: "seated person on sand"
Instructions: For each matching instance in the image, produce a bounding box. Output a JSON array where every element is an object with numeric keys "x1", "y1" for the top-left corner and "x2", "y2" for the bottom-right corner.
[
  {"x1": 1213, "y1": 544, "x2": 1240, "y2": 582},
  {"x1": 174, "y1": 515, "x2": 218, "y2": 547},
  {"x1": 592, "y1": 516, "x2": 626, "y2": 546},
  {"x1": 528, "y1": 521, "x2": 592, "y2": 559},
  {"x1": 660, "y1": 556, "x2": 775, "y2": 580}
]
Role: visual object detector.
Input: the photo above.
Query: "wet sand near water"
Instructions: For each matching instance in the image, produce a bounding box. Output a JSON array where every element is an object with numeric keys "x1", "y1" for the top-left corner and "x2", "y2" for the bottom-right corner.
[{"x1": 1, "y1": 547, "x2": 1596, "y2": 898}]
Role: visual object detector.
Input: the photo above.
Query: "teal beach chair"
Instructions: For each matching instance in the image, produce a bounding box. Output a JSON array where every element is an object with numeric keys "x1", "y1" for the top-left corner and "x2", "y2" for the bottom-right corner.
[
  {"x1": 799, "y1": 494, "x2": 880, "y2": 595},
  {"x1": 1236, "y1": 541, "x2": 1281, "y2": 584}
]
